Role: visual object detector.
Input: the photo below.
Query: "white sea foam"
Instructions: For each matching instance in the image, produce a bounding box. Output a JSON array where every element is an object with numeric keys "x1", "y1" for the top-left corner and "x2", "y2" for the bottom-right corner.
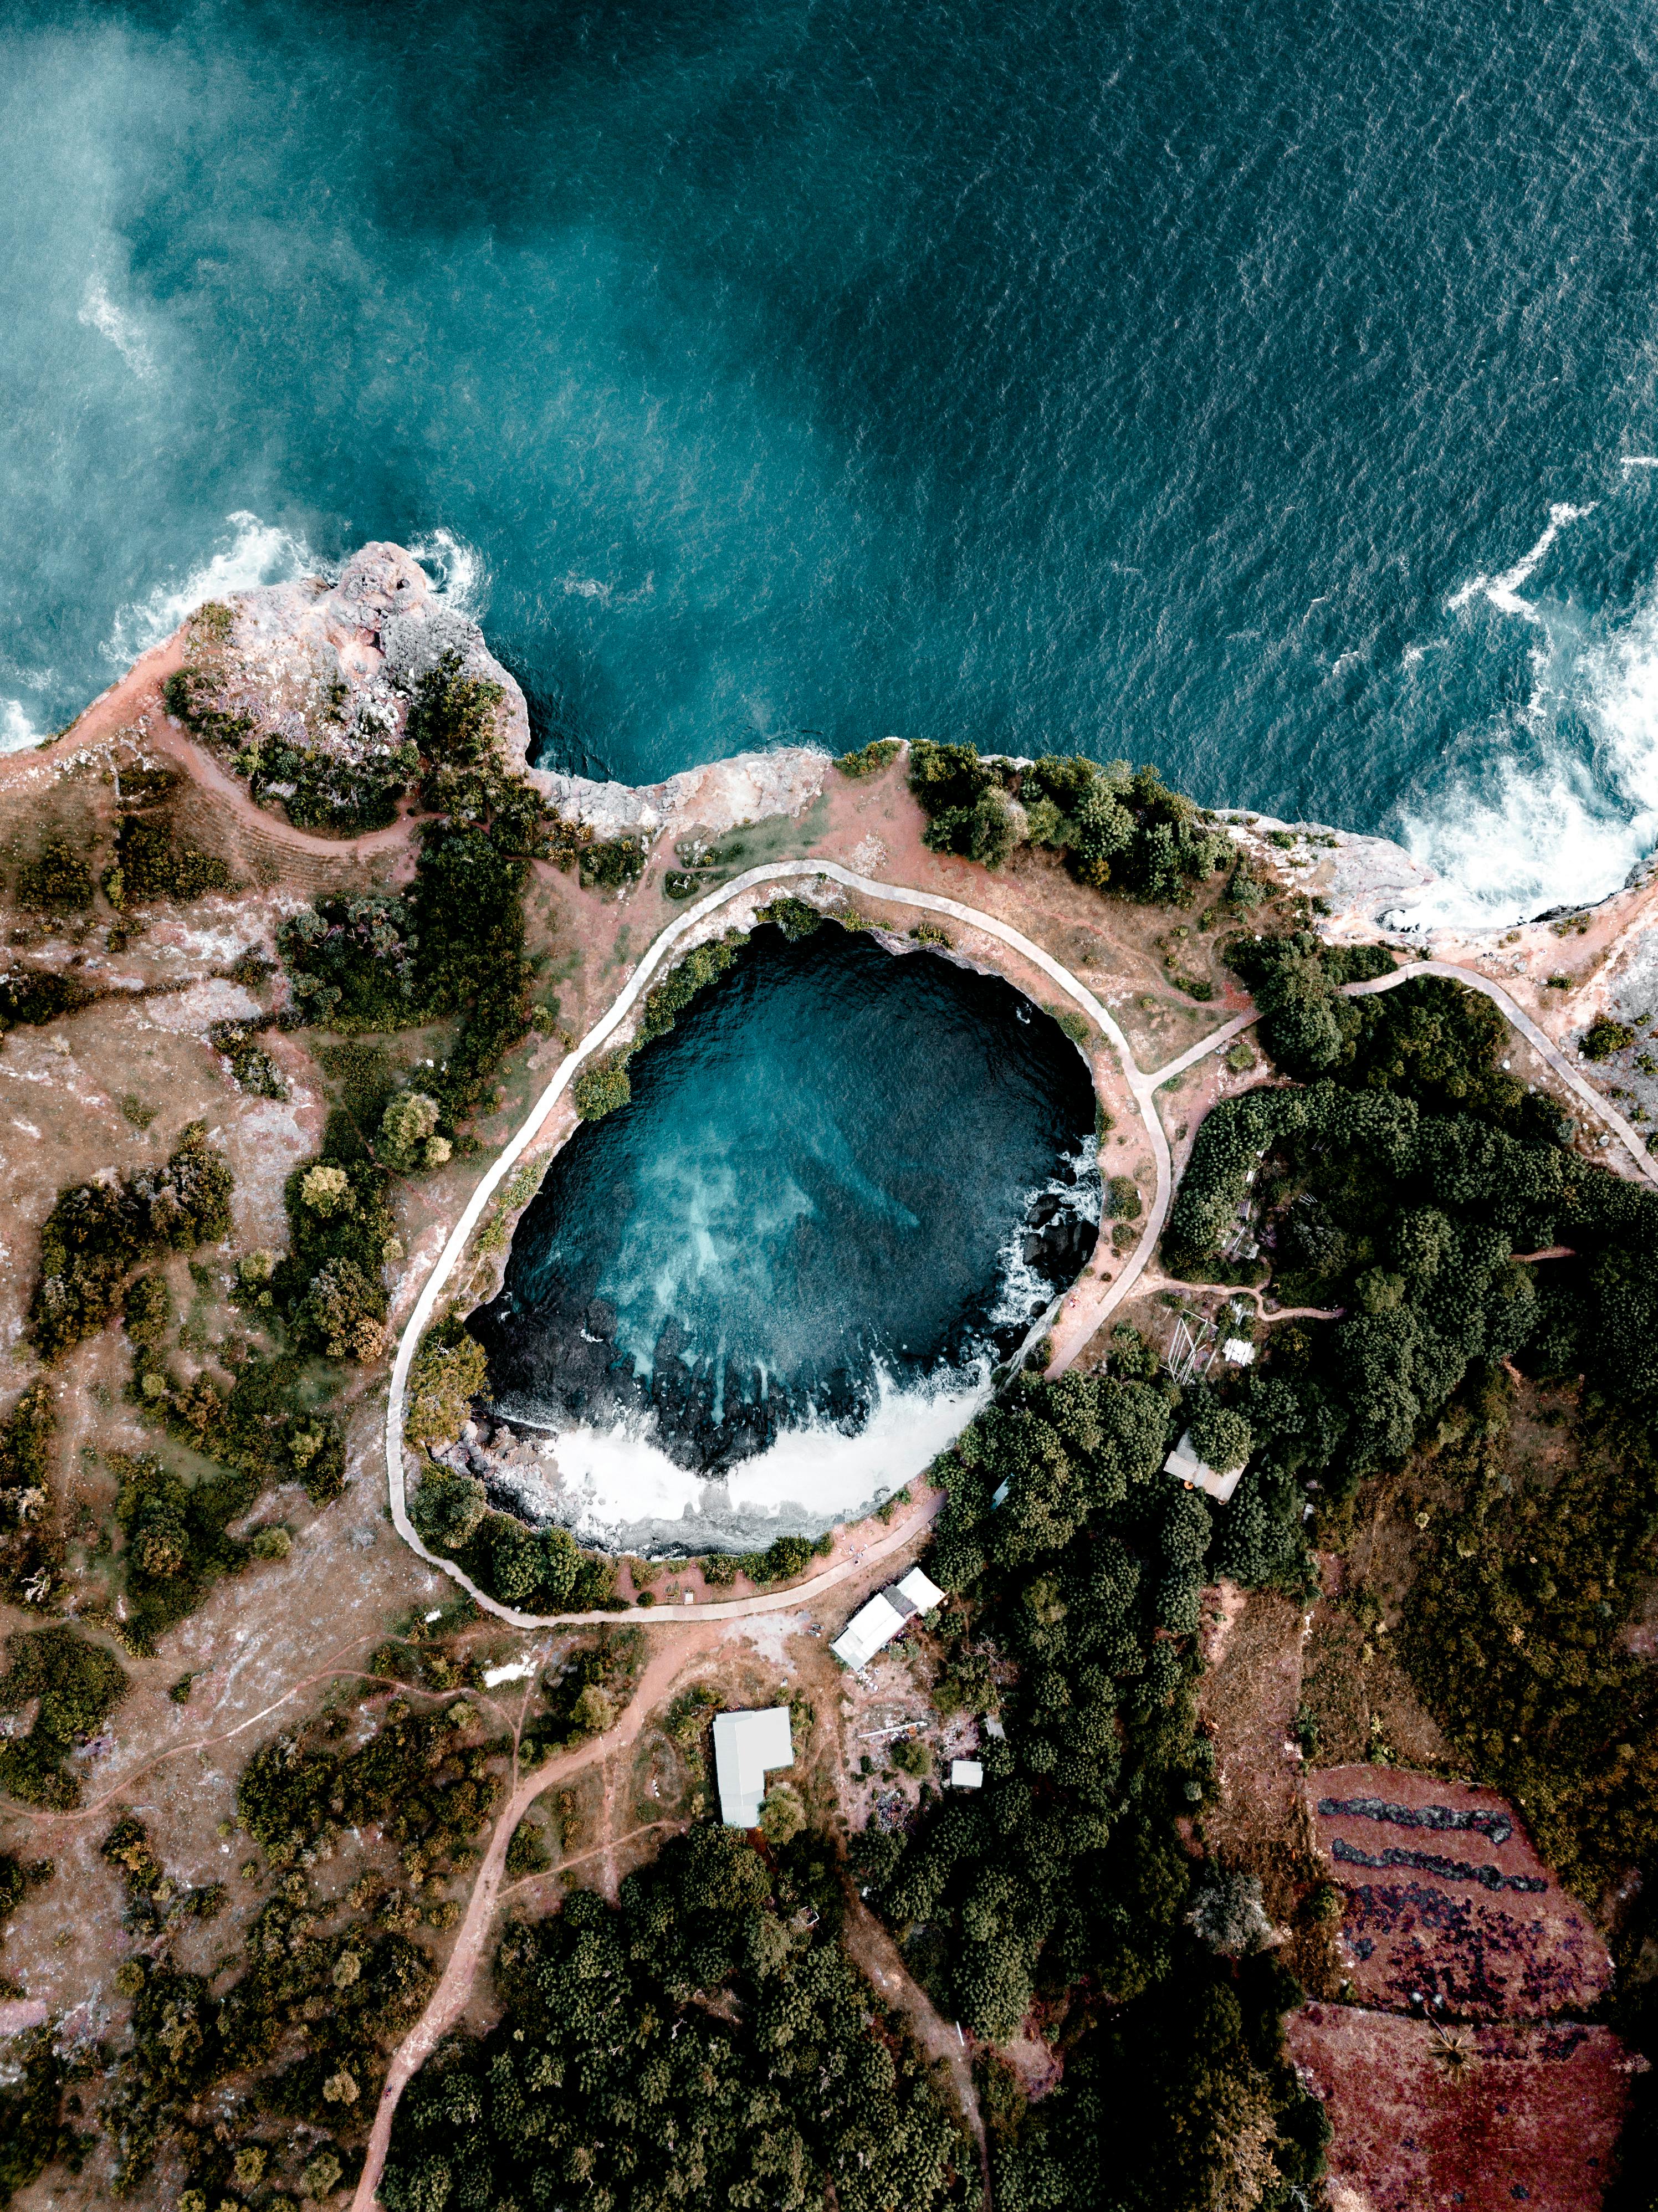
[
  {"x1": 1393, "y1": 577, "x2": 1658, "y2": 929},
  {"x1": 1444, "y1": 501, "x2": 1596, "y2": 623},
  {"x1": 103, "y1": 511, "x2": 316, "y2": 667},
  {"x1": 0, "y1": 698, "x2": 39, "y2": 755},
  {"x1": 77, "y1": 276, "x2": 155, "y2": 381},
  {"x1": 408, "y1": 527, "x2": 489, "y2": 617},
  {"x1": 527, "y1": 1356, "x2": 992, "y2": 1543}
]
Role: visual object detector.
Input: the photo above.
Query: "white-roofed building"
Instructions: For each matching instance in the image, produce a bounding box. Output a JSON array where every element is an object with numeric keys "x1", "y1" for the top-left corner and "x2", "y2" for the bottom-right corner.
[
  {"x1": 712, "y1": 1707, "x2": 795, "y2": 1829},
  {"x1": 1163, "y1": 1427, "x2": 1248, "y2": 1506},
  {"x1": 1222, "y1": 1337, "x2": 1256, "y2": 1366},
  {"x1": 949, "y1": 1759, "x2": 984, "y2": 1790},
  {"x1": 831, "y1": 1564, "x2": 946, "y2": 1670}
]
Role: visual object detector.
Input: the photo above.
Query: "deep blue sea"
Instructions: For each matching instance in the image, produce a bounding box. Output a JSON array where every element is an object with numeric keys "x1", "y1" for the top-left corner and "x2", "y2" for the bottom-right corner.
[
  {"x1": 468, "y1": 926, "x2": 1097, "y2": 1536},
  {"x1": 7, "y1": 0, "x2": 1658, "y2": 924}
]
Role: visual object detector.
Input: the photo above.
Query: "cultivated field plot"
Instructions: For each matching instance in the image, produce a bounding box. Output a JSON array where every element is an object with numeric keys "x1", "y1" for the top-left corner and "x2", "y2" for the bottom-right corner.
[
  {"x1": 1310, "y1": 1764, "x2": 1611, "y2": 2018},
  {"x1": 1288, "y1": 2005, "x2": 1631, "y2": 2212}
]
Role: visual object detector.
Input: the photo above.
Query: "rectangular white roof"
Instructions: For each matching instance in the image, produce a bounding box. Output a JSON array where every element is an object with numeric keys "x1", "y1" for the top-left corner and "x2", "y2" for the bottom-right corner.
[
  {"x1": 894, "y1": 1565, "x2": 945, "y2": 1614},
  {"x1": 832, "y1": 1592, "x2": 905, "y2": 1670},
  {"x1": 950, "y1": 1759, "x2": 984, "y2": 1789},
  {"x1": 1163, "y1": 1427, "x2": 1246, "y2": 1506},
  {"x1": 712, "y1": 1707, "x2": 794, "y2": 1829},
  {"x1": 831, "y1": 1565, "x2": 946, "y2": 1669}
]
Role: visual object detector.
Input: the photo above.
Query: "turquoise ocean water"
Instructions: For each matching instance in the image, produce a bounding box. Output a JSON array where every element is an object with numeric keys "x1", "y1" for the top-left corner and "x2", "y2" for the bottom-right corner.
[{"x1": 8, "y1": 1, "x2": 1658, "y2": 925}]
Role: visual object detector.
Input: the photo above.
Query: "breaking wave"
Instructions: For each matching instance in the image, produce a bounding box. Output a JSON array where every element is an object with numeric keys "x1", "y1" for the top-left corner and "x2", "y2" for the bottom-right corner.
[
  {"x1": 103, "y1": 510, "x2": 317, "y2": 668},
  {"x1": 1390, "y1": 493, "x2": 1658, "y2": 930},
  {"x1": 486, "y1": 1356, "x2": 994, "y2": 1550}
]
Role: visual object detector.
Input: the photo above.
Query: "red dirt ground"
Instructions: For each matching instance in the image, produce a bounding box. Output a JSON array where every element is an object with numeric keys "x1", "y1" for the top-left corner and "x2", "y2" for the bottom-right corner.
[
  {"x1": 1309, "y1": 1764, "x2": 1611, "y2": 2019},
  {"x1": 1288, "y1": 2005, "x2": 1635, "y2": 2212}
]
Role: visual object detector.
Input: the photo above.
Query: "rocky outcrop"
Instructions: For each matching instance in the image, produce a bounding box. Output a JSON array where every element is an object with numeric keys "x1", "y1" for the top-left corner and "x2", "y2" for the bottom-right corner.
[
  {"x1": 538, "y1": 745, "x2": 831, "y2": 847},
  {"x1": 218, "y1": 540, "x2": 535, "y2": 777}
]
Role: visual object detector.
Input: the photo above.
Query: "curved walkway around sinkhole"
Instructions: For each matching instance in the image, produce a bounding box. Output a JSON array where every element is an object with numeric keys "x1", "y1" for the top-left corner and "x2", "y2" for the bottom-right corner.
[{"x1": 383, "y1": 867, "x2": 1657, "y2": 1631}]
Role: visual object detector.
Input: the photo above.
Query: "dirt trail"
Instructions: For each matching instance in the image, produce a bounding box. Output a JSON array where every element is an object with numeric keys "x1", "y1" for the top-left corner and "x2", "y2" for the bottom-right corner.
[
  {"x1": 841, "y1": 1894, "x2": 990, "y2": 2199},
  {"x1": 350, "y1": 1627, "x2": 719, "y2": 2212},
  {"x1": 37, "y1": 624, "x2": 419, "y2": 863}
]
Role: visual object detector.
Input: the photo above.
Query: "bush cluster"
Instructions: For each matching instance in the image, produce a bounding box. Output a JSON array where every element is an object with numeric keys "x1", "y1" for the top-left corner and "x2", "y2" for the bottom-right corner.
[
  {"x1": 279, "y1": 817, "x2": 534, "y2": 1128},
  {"x1": 29, "y1": 1123, "x2": 234, "y2": 1360},
  {"x1": 248, "y1": 737, "x2": 412, "y2": 836},
  {"x1": 105, "y1": 812, "x2": 232, "y2": 905},
  {"x1": 15, "y1": 833, "x2": 96, "y2": 912},
  {"x1": 208, "y1": 1017, "x2": 286, "y2": 1099},
  {"x1": 835, "y1": 738, "x2": 903, "y2": 779},
  {"x1": 237, "y1": 1694, "x2": 506, "y2": 1877},
  {"x1": 0, "y1": 1626, "x2": 129, "y2": 1809},
  {"x1": 0, "y1": 966, "x2": 97, "y2": 1035},
  {"x1": 404, "y1": 1317, "x2": 489, "y2": 1448},
  {"x1": 907, "y1": 743, "x2": 1235, "y2": 902},
  {"x1": 381, "y1": 1825, "x2": 975, "y2": 2212},
  {"x1": 106, "y1": 1841, "x2": 424, "y2": 2199}
]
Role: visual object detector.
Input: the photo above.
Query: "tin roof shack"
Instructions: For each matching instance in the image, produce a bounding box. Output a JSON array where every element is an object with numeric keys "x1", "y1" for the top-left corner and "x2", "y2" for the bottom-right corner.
[
  {"x1": 1163, "y1": 1428, "x2": 1247, "y2": 1505},
  {"x1": 712, "y1": 1707, "x2": 795, "y2": 1830},
  {"x1": 831, "y1": 1565, "x2": 946, "y2": 1671}
]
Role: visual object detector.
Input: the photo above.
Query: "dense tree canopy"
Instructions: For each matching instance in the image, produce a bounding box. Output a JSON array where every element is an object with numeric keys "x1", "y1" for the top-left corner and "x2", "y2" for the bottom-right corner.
[{"x1": 382, "y1": 1826, "x2": 975, "y2": 2212}]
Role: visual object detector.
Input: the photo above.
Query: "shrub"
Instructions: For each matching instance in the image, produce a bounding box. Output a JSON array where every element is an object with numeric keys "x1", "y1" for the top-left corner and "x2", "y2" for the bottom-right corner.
[
  {"x1": 376, "y1": 1091, "x2": 446, "y2": 1172},
  {"x1": 1105, "y1": 1174, "x2": 1143, "y2": 1221},
  {"x1": 891, "y1": 1735, "x2": 932, "y2": 1779},
  {"x1": 635, "y1": 933, "x2": 747, "y2": 1046},
  {"x1": 573, "y1": 1059, "x2": 631, "y2": 1121},
  {"x1": 0, "y1": 1385, "x2": 57, "y2": 1606},
  {"x1": 756, "y1": 894, "x2": 822, "y2": 940},
  {"x1": 758, "y1": 1781, "x2": 807, "y2": 1842},
  {"x1": 411, "y1": 1468, "x2": 488, "y2": 1552},
  {"x1": 406, "y1": 1322, "x2": 490, "y2": 1451},
  {"x1": 1583, "y1": 1013, "x2": 1635, "y2": 1061},
  {"x1": 835, "y1": 738, "x2": 902, "y2": 779},
  {"x1": 296, "y1": 1257, "x2": 388, "y2": 1363},
  {"x1": 16, "y1": 833, "x2": 96, "y2": 912}
]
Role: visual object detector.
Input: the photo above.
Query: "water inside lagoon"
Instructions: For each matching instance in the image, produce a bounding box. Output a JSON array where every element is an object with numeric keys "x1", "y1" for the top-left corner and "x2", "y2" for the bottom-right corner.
[{"x1": 468, "y1": 927, "x2": 1099, "y2": 1548}]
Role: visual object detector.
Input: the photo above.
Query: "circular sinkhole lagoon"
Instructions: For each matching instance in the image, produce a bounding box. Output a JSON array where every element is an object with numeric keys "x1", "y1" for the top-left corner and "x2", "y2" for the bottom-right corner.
[{"x1": 466, "y1": 923, "x2": 1099, "y2": 1552}]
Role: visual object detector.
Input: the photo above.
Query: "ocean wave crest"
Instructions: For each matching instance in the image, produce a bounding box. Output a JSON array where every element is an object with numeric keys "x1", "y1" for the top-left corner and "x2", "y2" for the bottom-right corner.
[
  {"x1": 103, "y1": 511, "x2": 318, "y2": 668},
  {"x1": 1394, "y1": 492, "x2": 1658, "y2": 928}
]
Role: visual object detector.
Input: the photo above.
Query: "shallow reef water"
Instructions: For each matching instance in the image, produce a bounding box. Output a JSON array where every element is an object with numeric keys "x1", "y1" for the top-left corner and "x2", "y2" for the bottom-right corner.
[{"x1": 467, "y1": 925, "x2": 1098, "y2": 1547}]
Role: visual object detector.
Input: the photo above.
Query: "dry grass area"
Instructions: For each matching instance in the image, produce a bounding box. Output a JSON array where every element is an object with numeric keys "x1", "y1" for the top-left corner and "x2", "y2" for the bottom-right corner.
[{"x1": 1289, "y1": 2004, "x2": 1631, "y2": 2212}]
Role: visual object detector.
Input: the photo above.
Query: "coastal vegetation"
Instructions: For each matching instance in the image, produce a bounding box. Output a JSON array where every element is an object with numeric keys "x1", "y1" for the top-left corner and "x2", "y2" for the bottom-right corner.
[
  {"x1": 1165, "y1": 942, "x2": 1658, "y2": 2180},
  {"x1": 907, "y1": 741, "x2": 1235, "y2": 901}
]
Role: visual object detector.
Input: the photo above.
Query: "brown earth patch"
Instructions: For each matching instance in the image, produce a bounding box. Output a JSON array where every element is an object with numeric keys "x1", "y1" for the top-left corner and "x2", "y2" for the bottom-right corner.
[
  {"x1": 1288, "y1": 2004, "x2": 1633, "y2": 2212},
  {"x1": 1309, "y1": 1765, "x2": 1611, "y2": 2019}
]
